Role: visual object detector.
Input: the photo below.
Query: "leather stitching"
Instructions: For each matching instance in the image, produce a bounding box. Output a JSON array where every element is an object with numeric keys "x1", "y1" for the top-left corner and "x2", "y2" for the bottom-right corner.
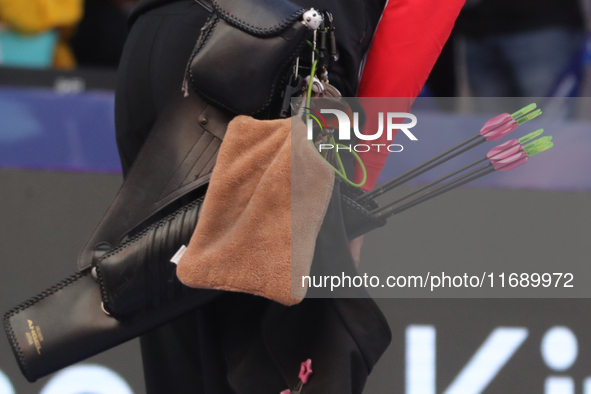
[
  {"x1": 3, "y1": 312, "x2": 28, "y2": 380},
  {"x1": 212, "y1": 1, "x2": 305, "y2": 37},
  {"x1": 3, "y1": 271, "x2": 85, "y2": 381},
  {"x1": 186, "y1": 14, "x2": 218, "y2": 91},
  {"x1": 97, "y1": 197, "x2": 203, "y2": 263},
  {"x1": 94, "y1": 197, "x2": 204, "y2": 317},
  {"x1": 189, "y1": 31, "x2": 307, "y2": 115}
]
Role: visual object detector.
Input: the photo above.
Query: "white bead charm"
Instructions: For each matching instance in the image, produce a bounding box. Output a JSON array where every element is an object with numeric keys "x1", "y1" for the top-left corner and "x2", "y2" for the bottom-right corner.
[{"x1": 302, "y1": 8, "x2": 323, "y2": 30}]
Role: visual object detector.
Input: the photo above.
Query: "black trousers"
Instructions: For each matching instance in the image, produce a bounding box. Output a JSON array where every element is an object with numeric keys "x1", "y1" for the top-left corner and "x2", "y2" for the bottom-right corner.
[
  {"x1": 115, "y1": 3, "x2": 238, "y2": 393},
  {"x1": 115, "y1": 2, "x2": 391, "y2": 393},
  {"x1": 116, "y1": 0, "x2": 209, "y2": 175}
]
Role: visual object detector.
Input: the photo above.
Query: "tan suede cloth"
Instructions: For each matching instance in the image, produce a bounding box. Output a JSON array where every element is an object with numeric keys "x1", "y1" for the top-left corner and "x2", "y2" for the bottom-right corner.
[{"x1": 176, "y1": 116, "x2": 334, "y2": 306}]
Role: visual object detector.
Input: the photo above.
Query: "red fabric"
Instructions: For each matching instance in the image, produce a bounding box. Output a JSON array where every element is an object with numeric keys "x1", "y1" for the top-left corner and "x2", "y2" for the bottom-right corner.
[{"x1": 354, "y1": 0, "x2": 465, "y2": 190}]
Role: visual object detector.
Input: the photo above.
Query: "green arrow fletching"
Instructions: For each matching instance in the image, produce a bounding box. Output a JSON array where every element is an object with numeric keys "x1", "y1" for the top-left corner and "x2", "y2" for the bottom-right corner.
[
  {"x1": 516, "y1": 109, "x2": 542, "y2": 125},
  {"x1": 511, "y1": 103, "x2": 537, "y2": 119},
  {"x1": 518, "y1": 128, "x2": 544, "y2": 144},
  {"x1": 526, "y1": 141, "x2": 554, "y2": 156}
]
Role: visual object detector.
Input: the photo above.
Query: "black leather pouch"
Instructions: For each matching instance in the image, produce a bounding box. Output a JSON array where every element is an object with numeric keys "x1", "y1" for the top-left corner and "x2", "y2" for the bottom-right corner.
[
  {"x1": 3, "y1": 89, "x2": 229, "y2": 382},
  {"x1": 185, "y1": 0, "x2": 311, "y2": 115},
  {"x1": 3, "y1": 205, "x2": 221, "y2": 382}
]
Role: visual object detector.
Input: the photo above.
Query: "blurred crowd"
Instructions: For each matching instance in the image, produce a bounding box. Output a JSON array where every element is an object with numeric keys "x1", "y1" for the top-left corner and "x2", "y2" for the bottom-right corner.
[
  {"x1": 0, "y1": 0, "x2": 589, "y2": 97},
  {"x1": 428, "y1": 0, "x2": 590, "y2": 97},
  {"x1": 0, "y1": 0, "x2": 137, "y2": 69}
]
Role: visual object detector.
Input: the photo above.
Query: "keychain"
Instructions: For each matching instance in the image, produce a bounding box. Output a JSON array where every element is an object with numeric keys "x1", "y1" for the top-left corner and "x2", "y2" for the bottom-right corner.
[
  {"x1": 280, "y1": 359, "x2": 313, "y2": 394},
  {"x1": 299, "y1": 11, "x2": 368, "y2": 188},
  {"x1": 280, "y1": 8, "x2": 324, "y2": 117}
]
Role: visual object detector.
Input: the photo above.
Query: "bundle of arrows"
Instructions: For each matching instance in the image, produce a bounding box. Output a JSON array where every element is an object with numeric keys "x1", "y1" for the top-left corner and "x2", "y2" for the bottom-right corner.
[{"x1": 356, "y1": 103, "x2": 553, "y2": 218}]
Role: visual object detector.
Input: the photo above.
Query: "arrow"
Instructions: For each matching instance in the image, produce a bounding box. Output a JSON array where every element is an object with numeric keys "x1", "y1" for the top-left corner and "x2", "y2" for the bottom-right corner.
[
  {"x1": 356, "y1": 104, "x2": 542, "y2": 203},
  {"x1": 372, "y1": 130, "x2": 545, "y2": 214},
  {"x1": 375, "y1": 136, "x2": 553, "y2": 218},
  {"x1": 480, "y1": 103, "x2": 539, "y2": 141}
]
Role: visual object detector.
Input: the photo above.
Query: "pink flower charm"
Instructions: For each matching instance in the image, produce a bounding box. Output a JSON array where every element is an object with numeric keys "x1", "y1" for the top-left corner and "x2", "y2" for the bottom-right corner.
[{"x1": 299, "y1": 359, "x2": 313, "y2": 384}]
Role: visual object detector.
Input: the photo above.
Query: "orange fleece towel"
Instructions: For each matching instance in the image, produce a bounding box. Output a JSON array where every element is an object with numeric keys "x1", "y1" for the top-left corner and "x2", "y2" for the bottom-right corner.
[{"x1": 176, "y1": 115, "x2": 334, "y2": 306}]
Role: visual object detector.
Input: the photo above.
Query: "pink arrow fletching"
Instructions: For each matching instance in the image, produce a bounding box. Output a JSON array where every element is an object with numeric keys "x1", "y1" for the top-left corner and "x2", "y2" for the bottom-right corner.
[
  {"x1": 487, "y1": 139, "x2": 524, "y2": 163},
  {"x1": 481, "y1": 115, "x2": 518, "y2": 141},
  {"x1": 493, "y1": 150, "x2": 528, "y2": 171},
  {"x1": 480, "y1": 113, "x2": 511, "y2": 136}
]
